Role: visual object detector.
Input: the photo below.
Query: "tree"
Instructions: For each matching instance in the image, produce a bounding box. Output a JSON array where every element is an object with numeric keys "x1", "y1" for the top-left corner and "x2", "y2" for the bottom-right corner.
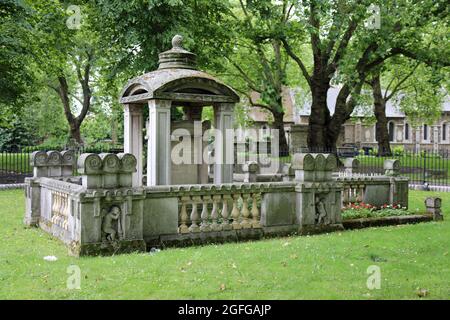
[
  {"x1": 279, "y1": 0, "x2": 449, "y2": 150},
  {"x1": 0, "y1": 0, "x2": 35, "y2": 113},
  {"x1": 219, "y1": 0, "x2": 299, "y2": 153},
  {"x1": 24, "y1": 1, "x2": 104, "y2": 144}
]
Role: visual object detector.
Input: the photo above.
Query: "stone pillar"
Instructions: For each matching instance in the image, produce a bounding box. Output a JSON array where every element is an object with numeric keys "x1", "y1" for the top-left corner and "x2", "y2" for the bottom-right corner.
[
  {"x1": 124, "y1": 104, "x2": 143, "y2": 187},
  {"x1": 242, "y1": 161, "x2": 259, "y2": 183},
  {"x1": 214, "y1": 103, "x2": 234, "y2": 184},
  {"x1": 433, "y1": 125, "x2": 439, "y2": 153},
  {"x1": 425, "y1": 197, "x2": 443, "y2": 221},
  {"x1": 148, "y1": 99, "x2": 171, "y2": 186}
]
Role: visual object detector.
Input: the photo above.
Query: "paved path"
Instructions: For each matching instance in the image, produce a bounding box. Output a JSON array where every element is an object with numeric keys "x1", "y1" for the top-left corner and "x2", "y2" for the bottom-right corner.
[{"x1": 0, "y1": 183, "x2": 26, "y2": 190}]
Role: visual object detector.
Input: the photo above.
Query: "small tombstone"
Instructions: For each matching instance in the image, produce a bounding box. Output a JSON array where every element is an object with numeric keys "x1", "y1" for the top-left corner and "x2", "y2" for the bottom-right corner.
[
  {"x1": 343, "y1": 158, "x2": 359, "y2": 174},
  {"x1": 425, "y1": 197, "x2": 444, "y2": 221},
  {"x1": 384, "y1": 159, "x2": 400, "y2": 176}
]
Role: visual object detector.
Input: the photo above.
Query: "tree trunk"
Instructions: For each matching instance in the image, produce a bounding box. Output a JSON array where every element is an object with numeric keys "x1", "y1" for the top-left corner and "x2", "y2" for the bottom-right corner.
[
  {"x1": 69, "y1": 121, "x2": 83, "y2": 144},
  {"x1": 272, "y1": 111, "x2": 289, "y2": 155},
  {"x1": 371, "y1": 73, "x2": 392, "y2": 156},
  {"x1": 308, "y1": 80, "x2": 331, "y2": 151}
]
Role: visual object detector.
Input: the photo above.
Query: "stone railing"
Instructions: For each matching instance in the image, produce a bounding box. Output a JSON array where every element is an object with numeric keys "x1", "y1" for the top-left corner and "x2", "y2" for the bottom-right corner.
[
  {"x1": 143, "y1": 182, "x2": 296, "y2": 238},
  {"x1": 335, "y1": 159, "x2": 408, "y2": 208},
  {"x1": 33, "y1": 177, "x2": 84, "y2": 243}
]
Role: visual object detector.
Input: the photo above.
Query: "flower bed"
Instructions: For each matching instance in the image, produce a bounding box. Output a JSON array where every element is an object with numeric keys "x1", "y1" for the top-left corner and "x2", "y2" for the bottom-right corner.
[{"x1": 342, "y1": 202, "x2": 414, "y2": 220}]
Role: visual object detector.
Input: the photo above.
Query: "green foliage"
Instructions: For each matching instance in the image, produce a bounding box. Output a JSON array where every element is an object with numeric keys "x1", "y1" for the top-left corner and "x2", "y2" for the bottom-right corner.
[{"x1": 0, "y1": 116, "x2": 36, "y2": 151}]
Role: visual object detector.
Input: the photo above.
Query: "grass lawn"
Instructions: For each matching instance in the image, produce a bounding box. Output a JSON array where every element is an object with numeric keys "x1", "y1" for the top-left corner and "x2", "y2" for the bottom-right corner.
[{"x1": 0, "y1": 189, "x2": 449, "y2": 300}]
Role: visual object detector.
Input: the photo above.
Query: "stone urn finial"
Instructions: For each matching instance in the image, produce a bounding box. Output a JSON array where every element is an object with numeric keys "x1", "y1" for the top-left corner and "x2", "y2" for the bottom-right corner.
[
  {"x1": 158, "y1": 34, "x2": 197, "y2": 70},
  {"x1": 172, "y1": 35, "x2": 183, "y2": 49}
]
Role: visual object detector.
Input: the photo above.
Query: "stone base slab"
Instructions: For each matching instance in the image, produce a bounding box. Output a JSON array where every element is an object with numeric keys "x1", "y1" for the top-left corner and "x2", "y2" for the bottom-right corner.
[
  {"x1": 342, "y1": 214, "x2": 434, "y2": 230},
  {"x1": 73, "y1": 240, "x2": 147, "y2": 257},
  {"x1": 299, "y1": 224, "x2": 345, "y2": 235}
]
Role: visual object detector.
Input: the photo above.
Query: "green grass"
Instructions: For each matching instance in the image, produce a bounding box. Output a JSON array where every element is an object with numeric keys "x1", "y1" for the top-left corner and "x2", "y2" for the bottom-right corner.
[{"x1": 0, "y1": 189, "x2": 449, "y2": 299}]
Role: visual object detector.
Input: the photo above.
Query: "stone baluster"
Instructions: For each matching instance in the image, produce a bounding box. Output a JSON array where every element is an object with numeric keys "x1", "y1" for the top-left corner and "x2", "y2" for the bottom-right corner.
[
  {"x1": 231, "y1": 194, "x2": 242, "y2": 229},
  {"x1": 251, "y1": 193, "x2": 261, "y2": 228},
  {"x1": 189, "y1": 196, "x2": 201, "y2": 233},
  {"x1": 357, "y1": 184, "x2": 365, "y2": 202},
  {"x1": 200, "y1": 195, "x2": 211, "y2": 232},
  {"x1": 240, "y1": 193, "x2": 251, "y2": 228},
  {"x1": 343, "y1": 185, "x2": 350, "y2": 204},
  {"x1": 210, "y1": 195, "x2": 221, "y2": 231},
  {"x1": 178, "y1": 196, "x2": 190, "y2": 234},
  {"x1": 221, "y1": 195, "x2": 232, "y2": 230},
  {"x1": 51, "y1": 192, "x2": 57, "y2": 215}
]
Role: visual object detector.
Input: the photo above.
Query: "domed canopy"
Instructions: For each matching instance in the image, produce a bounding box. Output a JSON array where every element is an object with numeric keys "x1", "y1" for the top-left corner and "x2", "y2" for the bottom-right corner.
[{"x1": 120, "y1": 35, "x2": 239, "y2": 106}]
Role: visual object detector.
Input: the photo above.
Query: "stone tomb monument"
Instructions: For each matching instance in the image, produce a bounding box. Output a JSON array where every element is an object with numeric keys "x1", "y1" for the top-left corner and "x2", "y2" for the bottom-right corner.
[
  {"x1": 292, "y1": 153, "x2": 344, "y2": 234},
  {"x1": 120, "y1": 35, "x2": 239, "y2": 187}
]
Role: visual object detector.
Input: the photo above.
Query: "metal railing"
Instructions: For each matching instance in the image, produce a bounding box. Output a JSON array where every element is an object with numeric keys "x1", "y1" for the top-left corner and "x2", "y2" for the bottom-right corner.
[{"x1": 0, "y1": 145, "x2": 123, "y2": 184}]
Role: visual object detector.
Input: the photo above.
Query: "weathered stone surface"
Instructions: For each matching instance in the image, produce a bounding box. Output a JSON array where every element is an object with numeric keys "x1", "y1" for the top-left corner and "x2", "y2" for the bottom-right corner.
[
  {"x1": 143, "y1": 198, "x2": 179, "y2": 237},
  {"x1": 261, "y1": 192, "x2": 296, "y2": 226},
  {"x1": 363, "y1": 184, "x2": 390, "y2": 207}
]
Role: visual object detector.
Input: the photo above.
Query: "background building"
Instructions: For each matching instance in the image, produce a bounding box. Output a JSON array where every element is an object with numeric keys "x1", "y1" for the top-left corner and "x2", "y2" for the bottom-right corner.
[{"x1": 245, "y1": 86, "x2": 450, "y2": 153}]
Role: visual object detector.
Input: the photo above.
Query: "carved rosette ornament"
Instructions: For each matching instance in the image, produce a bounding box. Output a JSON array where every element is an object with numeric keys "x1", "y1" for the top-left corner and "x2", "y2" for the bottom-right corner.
[
  {"x1": 77, "y1": 153, "x2": 102, "y2": 174},
  {"x1": 61, "y1": 150, "x2": 75, "y2": 165},
  {"x1": 100, "y1": 153, "x2": 120, "y2": 173},
  {"x1": 47, "y1": 151, "x2": 62, "y2": 166},
  {"x1": 118, "y1": 153, "x2": 137, "y2": 173},
  {"x1": 32, "y1": 151, "x2": 48, "y2": 167}
]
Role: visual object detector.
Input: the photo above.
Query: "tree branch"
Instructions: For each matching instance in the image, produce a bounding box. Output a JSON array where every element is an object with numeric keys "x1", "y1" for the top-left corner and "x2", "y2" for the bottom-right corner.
[{"x1": 281, "y1": 38, "x2": 312, "y2": 87}]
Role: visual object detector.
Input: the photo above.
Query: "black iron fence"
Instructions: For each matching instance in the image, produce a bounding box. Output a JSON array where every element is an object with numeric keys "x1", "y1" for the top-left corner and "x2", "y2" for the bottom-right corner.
[
  {"x1": 353, "y1": 150, "x2": 450, "y2": 187},
  {"x1": 3, "y1": 144, "x2": 449, "y2": 187},
  {"x1": 0, "y1": 145, "x2": 123, "y2": 184}
]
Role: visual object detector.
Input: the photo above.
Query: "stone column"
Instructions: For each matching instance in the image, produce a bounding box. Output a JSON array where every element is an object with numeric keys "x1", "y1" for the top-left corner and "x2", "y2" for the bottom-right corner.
[
  {"x1": 214, "y1": 103, "x2": 234, "y2": 184},
  {"x1": 147, "y1": 99, "x2": 171, "y2": 186},
  {"x1": 124, "y1": 104, "x2": 143, "y2": 187},
  {"x1": 433, "y1": 125, "x2": 439, "y2": 153}
]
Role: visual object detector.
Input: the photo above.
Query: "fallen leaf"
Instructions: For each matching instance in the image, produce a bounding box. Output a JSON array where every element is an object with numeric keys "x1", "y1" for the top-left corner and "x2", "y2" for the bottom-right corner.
[{"x1": 416, "y1": 288, "x2": 429, "y2": 298}]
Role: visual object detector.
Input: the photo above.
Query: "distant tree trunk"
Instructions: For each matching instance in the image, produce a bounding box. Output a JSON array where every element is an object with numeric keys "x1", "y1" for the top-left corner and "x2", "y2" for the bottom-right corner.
[
  {"x1": 371, "y1": 72, "x2": 392, "y2": 156},
  {"x1": 54, "y1": 53, "x2": 92, "y2": 145},
  {"x1": 69, "y1": 122, "x2": 82, "y2": 144},
  {"x1": 272, "y1": 111, "x2": 289, "y2": 155},
  {"x1": 111, "y1": 119, "x2": 118, "y2": 145}
]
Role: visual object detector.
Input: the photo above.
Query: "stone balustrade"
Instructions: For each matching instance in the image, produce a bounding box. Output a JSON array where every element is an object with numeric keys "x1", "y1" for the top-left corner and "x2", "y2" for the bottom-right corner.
[
  {"x1": 336, "y1": 163, "x2": 408, "y2": 208},
  {"x1": 50, "y1": 191, "x2": 70, "y2": 231},
  {"x1": 178, "y1": 189, "x2": 261, "y2": 234}
]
